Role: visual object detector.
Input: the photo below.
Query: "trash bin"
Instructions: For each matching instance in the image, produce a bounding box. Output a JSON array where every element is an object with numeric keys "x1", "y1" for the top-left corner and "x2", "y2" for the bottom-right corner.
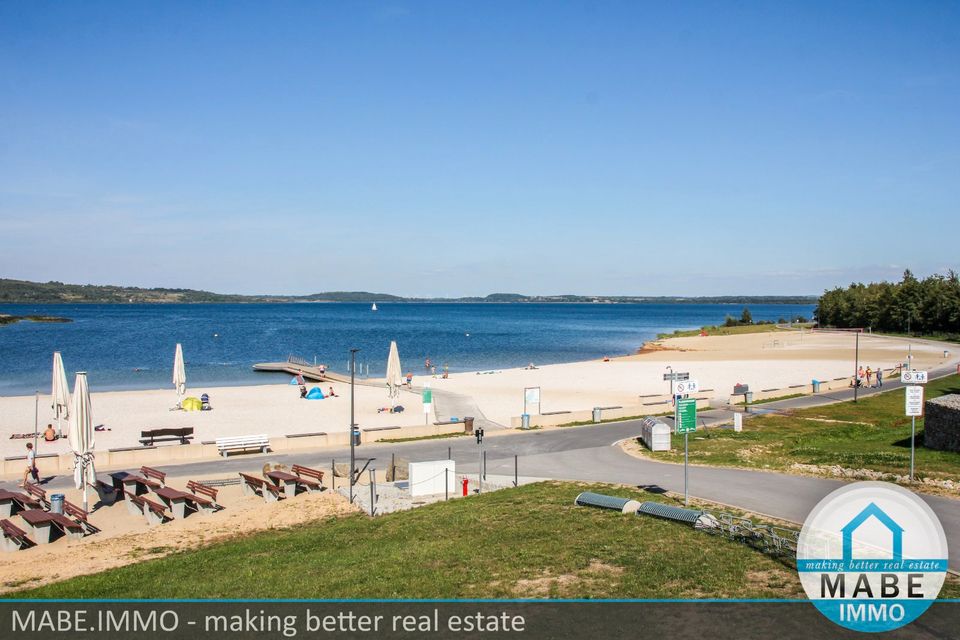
[
  {"x1": 945, "y1": 350, "x2": 950, "y2": 358},
  {"x1": 812, "y1": 379, "x2": 821, "y2": 393},
  {"x1": 521, "y1": 413, "x2": 531, "y2": 429},
  {"x1": 592, "y1": 407, "x2": 602, "y2": 423},
  {"x1": 744, "y1": 392, "x2": 753, "y2": 404},
  {"x1": 351, "y1": 428, "x2": 361, "y2": 446},
  {"x1": 463, "y1": 416, "x2": 475, "y2": 434},
  {"x1": 50, "y1": 493, "x2": 65, "y2": 515}
]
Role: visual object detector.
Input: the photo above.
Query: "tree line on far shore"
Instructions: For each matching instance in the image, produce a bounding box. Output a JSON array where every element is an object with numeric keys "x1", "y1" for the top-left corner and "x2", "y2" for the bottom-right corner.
[{"x1": 815, "y1": 270, "x2": 960, "y2": 335}]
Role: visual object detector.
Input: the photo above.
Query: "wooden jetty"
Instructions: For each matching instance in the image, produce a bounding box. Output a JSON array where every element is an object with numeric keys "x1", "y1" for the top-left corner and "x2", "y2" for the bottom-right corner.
[
  {"x1": 252, "y1": 356, "x2": 378, "y2": 386},
  {"x1": 253, "y1": 356, "x2": 347, "y2": 383}
]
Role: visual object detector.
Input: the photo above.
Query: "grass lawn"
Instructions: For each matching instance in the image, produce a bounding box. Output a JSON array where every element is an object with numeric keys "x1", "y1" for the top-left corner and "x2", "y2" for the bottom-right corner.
[
  {"x1": 658, "y1": 323, "x2": 793, "y2": 339},
  {"x1": 1, "y1": 482, "x2": 823, "y2": 599},
  {"x1": 641, "y1": 375, "x2": 960, "y2": 484}
]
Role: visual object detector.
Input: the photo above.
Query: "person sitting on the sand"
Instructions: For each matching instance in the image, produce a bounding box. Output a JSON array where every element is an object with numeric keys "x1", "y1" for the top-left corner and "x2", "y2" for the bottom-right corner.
[
  {"x1": 300, "y1": 384, "x2": 308, "y2": 398},
  {"x1": 43, "y1": 424, "x2": 57, "y2": 442},
  {"x1": 200, "y1": 393, "x2": 212, "y2": 410},
  {"x1": 328, "y1": 386, "x2": 338, "y2": 397}
]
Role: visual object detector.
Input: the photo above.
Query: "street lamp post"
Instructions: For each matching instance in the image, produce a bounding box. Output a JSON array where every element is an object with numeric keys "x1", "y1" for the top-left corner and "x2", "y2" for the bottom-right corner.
[{"x1": 349, "y1": 348, "x2": 360, "y2": 504}]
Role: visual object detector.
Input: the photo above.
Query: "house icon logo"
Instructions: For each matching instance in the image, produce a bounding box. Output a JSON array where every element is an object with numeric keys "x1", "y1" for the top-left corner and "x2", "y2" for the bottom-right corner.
[
  {"x1": 840, "y1": 503, "x2": 904, "y2": 564},
  {"x1": 797, "y1": 482, "x2": 948, "y2": 633}
]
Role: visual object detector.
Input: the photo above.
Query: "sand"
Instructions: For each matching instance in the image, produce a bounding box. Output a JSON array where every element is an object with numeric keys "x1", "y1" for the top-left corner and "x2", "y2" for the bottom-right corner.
[
  {"x1": 418, "y1": 330, "x2": 956, "y2": 425},
  {"x1": 0, "y1": 382, "x2": 429, "y2": 457},
  {"x1": 0, "y1": 471, "x2": 358, "y2": 594}
]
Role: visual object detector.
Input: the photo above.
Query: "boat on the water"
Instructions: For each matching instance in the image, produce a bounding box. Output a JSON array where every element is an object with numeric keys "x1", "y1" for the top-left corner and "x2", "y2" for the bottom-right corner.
[{"x1": 371, "y1": 303, "x2": 378, "y2": 311}]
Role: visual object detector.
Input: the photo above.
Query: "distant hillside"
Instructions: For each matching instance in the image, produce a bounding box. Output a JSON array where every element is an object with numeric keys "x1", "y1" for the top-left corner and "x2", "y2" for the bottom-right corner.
[{"x1": 0, "y1": 278, "x2": 817, "y2": 305}]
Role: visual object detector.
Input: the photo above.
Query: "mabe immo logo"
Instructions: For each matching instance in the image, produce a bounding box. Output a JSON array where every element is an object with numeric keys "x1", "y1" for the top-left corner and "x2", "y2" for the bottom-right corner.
[{"x1": 797, "y1": 482, "x2": 948, "y2": 632}]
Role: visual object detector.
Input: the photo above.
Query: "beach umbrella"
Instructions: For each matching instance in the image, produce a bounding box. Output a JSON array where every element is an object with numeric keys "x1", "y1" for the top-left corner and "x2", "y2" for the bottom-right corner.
[
  {"x1": 68, "y1": 372, "x2": 96, "y2": 512},
  {"x1": 51, "y1": 352, "x2": 70, "y2": 438},
  {"x1": 386, "y1": 341, "x2": 403, "y2": 402},
  {"x1": 173, "y1": 343, "x2": 186, "y2": 407}
]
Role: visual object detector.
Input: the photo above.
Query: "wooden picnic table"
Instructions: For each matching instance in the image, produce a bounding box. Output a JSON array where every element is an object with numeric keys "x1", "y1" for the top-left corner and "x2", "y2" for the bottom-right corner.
[
  {"x1": 19, "y1": 509, "x2": 83, "y2": 544},
  {"x1": 110, "y1": 471, "x2": 157, "y2": 496},
  {"x1": 153, "y1": 486, "x2": 198, "y2": 519},
  {"x1": 265, "y1": 470, "x2": 305, "y2": 498},
  {"x1": 0, "y1": 489, "x2": 40, "y2": 518}
]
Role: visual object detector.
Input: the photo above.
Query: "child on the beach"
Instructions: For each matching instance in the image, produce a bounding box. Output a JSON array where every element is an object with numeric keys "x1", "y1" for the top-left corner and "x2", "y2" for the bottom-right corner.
[{"x1": 21, "y1": 443, "x2": 37, "y2": 487}]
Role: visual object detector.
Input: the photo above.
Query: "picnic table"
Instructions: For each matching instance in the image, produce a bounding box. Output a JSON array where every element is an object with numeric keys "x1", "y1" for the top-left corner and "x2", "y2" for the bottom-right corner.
[
  {"x1": 153, "y1": 486, "x2": 202, "y2": 519},
  {"x1": 0, "y1": 489, "x2": 40, "y2": 518},
  {"x1": 265, "y1": 471, "x2": 304, "y2": 498},
  {"x1": 19, "y1": 509, "x2": 83, "y2": 544}
]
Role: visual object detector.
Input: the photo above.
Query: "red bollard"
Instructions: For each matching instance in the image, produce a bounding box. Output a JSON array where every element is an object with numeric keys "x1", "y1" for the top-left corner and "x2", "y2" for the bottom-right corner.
[{"x1": 462, "y1": 477, "x2": 469, "y2": 497}]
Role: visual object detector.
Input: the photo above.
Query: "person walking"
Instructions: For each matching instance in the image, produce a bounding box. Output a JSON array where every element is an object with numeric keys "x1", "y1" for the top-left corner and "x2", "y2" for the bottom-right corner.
[
  {"x1": 876, "y1": 368, "x2": 883, "y2": 388},
  {"x1": 21, "y1": 443, "x2": 37, "y2": 487},
  {"x1": 865, "y1": 366, "x2": 873, "y2": 387}
]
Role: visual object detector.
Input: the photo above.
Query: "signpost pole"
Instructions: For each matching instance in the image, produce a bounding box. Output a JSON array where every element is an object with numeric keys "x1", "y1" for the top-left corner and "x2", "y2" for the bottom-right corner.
[
  {"x1": 684, "y1": 432, "x2": 689, "y2": 507},
  {"x1": 902, "y1": 370, "x2": 927, "y2": 483},
  {"x1": 910, "y1": 415, "x2": 916, "y2": 483}
]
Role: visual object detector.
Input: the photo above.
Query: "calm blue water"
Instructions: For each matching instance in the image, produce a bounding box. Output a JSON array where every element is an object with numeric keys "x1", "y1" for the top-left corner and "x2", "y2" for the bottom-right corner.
[{"x1": 0, "y1": 303, "x2": 815, "y2": 395}]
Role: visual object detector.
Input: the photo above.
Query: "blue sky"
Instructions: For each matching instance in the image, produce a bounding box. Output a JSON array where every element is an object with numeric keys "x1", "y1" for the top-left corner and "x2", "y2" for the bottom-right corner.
[{"x1": 1, "y1": 1, "x2": 957, "y2": 296}]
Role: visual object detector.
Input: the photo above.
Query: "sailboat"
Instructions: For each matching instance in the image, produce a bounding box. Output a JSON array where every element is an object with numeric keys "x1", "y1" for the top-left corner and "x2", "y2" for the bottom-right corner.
[{"x1": 371, "y1": 303, "x2": 378, "y2": 311}]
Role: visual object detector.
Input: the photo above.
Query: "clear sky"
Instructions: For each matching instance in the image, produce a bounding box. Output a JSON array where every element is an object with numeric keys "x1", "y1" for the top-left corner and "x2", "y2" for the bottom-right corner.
[{"x1": 1, "y1": 1, "x2": 957, "y2": 297}]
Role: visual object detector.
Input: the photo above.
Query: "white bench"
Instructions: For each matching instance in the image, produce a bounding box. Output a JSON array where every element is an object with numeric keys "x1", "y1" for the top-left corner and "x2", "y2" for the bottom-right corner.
[{"x1": 216, "y1": 434, "x2": 270, "y2": 457}]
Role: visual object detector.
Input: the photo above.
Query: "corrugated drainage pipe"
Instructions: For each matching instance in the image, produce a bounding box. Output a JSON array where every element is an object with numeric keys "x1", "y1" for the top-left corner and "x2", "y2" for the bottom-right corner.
[{"x1": 574, "y1": 492, "x2": 641, "y2": 514}]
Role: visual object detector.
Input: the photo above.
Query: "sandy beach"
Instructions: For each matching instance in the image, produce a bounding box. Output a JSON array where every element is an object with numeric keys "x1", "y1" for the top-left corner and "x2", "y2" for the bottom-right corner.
[
  {"x1": 0, "y1": 381, "x2": 429, "y2": 457},
  {"x1": 419, "y1": 330, "x2": 955, "y2": 425},
  {"x1": 0, "y1": 329, "x2": 955, "y2": 457}
]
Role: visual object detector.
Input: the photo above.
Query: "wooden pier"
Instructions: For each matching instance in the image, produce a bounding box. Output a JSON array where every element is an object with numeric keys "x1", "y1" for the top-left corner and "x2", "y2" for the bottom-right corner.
[{"x1": 252, "y1": 356, "x2": 377, "y2": 386}]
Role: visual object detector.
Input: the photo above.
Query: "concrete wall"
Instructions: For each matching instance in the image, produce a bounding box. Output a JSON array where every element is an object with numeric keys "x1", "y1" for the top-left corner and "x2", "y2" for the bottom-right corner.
[{"x1": 925, "y1": 394, "x2": 960, "y2": 452}]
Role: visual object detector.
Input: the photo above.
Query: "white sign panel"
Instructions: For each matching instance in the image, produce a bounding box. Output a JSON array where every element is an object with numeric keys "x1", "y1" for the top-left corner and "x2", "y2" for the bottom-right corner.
[
  {"x1": 901, "y1": 370, "x2": 929, "y2": 384},
  {"x1": 905, "y1": 386, "x2": 924, "y2": 417},
  {"x1": 408, "y1": 460, "x2": 455, "y2": 497},
  {"x1": 674, "y1": 379, "x2": 699, "y2": 395},
  {"x1": 524, "y1": 387, "x2": 541, "y2": 406}
]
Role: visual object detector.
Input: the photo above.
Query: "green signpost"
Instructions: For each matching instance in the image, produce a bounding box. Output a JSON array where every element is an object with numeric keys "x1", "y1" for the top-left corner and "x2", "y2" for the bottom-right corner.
[
  {"x1": 676, "y1": 398, "x2": 697, "y2": 434},
  {"x1": 675, "y1": 397, "x2": 697, "y2": 506}
]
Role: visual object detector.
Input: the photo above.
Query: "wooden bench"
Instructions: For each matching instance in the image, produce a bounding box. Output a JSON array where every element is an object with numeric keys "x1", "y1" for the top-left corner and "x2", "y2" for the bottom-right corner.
[
  {"x1": 217, "y1": 434, "x2": 269, "y2": 457},
  {"x1": 239, "y1": 473, "x2": 283, "y2": 502},
  {"x1": 63, "y1": 500, "x2": 100, "y2": 535},
  {"x1": 23, "y1": 482, "x2": 49, "y2": 510},
  {"x1": 186, "y1": 480, "x2": 223, "y2": 512},
  {"x1": 124, "y1": 491, "x2": 170, "y2": 526},
  {"x1": 19, "y1": 509, "x2": 84, "y2": 544},
  {"x1": 139, "y1": 466, "x2": 166, "y2": 488},
  {"x1": 0, "y1": 489, "x2": 40, "y2": 518},
  {"x1": 1, "y1": 519, "x2": 32, "y2": 552},
  {"x1": 291, "y1": 464, "x2": 324, "y2": 492},
  {"x1": 139, "y1": 427, "x2": 194, "y2": 446},
  {"x1": 88, "y1": 479, "x2": 120, "y2": 506}
]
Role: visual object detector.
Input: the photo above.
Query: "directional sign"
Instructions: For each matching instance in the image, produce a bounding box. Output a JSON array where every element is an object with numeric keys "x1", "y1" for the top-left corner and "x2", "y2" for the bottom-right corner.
[
  {"x1": 663, "y1": 372, "x2": 691, "y2": 381},
  {"x1": 675, "y1": 398, "x2": 697, "y2": 434},
  {"x1": 901, "y1": 370, "x2": 928, "y2": 384},
  {"x1": 906, "y1": 386, "x2": 924, "y2": 417},
  {"x1": 674, "y1": 379, "x2": 699, "y2": 395}
]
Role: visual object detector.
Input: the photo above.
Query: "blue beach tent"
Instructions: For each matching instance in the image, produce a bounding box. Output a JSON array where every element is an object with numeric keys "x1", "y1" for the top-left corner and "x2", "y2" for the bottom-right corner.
[
  {"x1": 289, "y1": 377, "x2": 299, "y2": 385},
  {"x1": 305, "y1": 386, "x2": 325, "y2": 400}
]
